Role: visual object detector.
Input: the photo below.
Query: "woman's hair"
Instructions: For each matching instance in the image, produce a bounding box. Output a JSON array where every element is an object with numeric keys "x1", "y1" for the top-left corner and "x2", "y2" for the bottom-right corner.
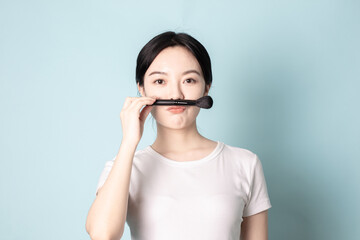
[{"x1": 136, "y1": 31, "x2": 212, "y2": 87}]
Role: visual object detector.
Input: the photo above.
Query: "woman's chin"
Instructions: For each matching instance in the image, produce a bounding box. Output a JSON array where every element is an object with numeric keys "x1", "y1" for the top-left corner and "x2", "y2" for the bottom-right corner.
[
  {"x1": 155, "y1": 119, "x2": 195, "y2": 130},
  {"x1": 152, "y1": 110, "x2": 198, "y2": 130},
  {"x1": 158, "y1": 122, "x2": 187, "y2": 130}
]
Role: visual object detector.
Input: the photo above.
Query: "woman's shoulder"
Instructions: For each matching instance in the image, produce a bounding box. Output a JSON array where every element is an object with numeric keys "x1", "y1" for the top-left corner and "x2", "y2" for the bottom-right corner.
[
  {"x1": 104, "y1": 146, "x2": 150, "y2": 165},
  {"x1": 221, "y1": 142, "x2": 259, "y2": 165},
  {"x1": 222, "y1": 141, "x2": 257, "y2": 156},
  {"x1": 133, "y1": 146, "x2": 153, "y2": 161}
]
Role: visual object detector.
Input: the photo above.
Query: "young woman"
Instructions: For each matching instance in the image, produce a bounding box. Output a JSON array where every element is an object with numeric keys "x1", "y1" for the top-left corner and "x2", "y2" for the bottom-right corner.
[{"x1": 86, "y1": 31, "x2": 272, "y2": 240}]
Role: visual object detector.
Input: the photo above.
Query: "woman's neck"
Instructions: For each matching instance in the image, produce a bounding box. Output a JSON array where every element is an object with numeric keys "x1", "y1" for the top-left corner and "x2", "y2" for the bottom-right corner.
[{"x1": 151, "y1": 122, "x2": 210, "y2": 154}]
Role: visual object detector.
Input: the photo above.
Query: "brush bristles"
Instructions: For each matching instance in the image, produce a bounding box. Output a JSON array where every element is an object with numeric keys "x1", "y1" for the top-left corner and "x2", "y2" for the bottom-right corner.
[{"x1": 196, "y1": 96, "x2": 213, "y2": 109}]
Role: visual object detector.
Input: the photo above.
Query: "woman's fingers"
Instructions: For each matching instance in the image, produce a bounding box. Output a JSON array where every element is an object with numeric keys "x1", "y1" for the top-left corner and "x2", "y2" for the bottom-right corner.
[
  {"x1": 139, "y1": 105, "x2": 153, "y2": 123},
  {"x1": 122, "y1": 97, "x2": 134, "y2": 109},
  {"x1": 119, "y1": 96, "x2": 157, "y2": 145},
  {"x1": 124, "y1": 97, "x2": 155, "y2": 111},
  {"x1": 134, "y1": 97, "x2": 156, "y2": 111}
]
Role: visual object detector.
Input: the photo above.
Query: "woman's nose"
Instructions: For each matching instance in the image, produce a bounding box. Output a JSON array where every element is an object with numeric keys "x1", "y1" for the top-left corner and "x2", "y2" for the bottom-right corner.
[{"x1": 168, "y1": 83, "x2": 184, "y2": 100}]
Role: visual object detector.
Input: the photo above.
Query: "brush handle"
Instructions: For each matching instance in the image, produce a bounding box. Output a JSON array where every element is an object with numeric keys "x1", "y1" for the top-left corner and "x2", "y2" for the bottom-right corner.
[{"x1": 152, "y1": 99, "x2": 196, "y2": 106}]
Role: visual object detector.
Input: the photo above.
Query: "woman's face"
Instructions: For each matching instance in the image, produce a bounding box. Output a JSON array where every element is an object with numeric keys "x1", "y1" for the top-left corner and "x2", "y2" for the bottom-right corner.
[{"x1": 138, "y1": 46, "x2": 211, "y2": 130}]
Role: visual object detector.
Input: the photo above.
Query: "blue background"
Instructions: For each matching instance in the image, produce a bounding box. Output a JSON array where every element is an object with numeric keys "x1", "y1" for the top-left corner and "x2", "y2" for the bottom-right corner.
[{"x1": 1, "y1": 0, "x2": 359, "y2": 239}]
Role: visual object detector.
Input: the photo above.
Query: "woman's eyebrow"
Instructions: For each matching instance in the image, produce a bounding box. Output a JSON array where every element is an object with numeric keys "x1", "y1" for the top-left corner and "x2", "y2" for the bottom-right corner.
[
  {"x1": 148, "y1": 71, "x2": 167, "y2": 76},
  {"x1": 148, "y1": 70, "x2": 201, "y2": 76},
  {"x1": 183, "y1": 70, "x2": 201, "y2": 76}
]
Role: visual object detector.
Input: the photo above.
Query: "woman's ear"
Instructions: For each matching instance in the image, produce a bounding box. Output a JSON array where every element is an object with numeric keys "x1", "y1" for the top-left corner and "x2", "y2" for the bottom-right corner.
[
  {"x1": 204, "y1": 84, "x2": 211, "y2": 96},
  {"x1": 137, "y1": 82, "x2": 146, "y2": 97}
]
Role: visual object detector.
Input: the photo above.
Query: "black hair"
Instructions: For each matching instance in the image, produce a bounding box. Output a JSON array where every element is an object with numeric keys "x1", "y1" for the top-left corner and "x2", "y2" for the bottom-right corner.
[{"x1": 136, "y1": 31, "x2": 212, "y2": 87}]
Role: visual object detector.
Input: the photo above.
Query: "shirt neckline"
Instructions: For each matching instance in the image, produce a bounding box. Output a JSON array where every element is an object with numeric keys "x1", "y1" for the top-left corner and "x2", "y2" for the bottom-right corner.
[{"x1": 145, "y1": 141, "x2": 224, "y2": 167}]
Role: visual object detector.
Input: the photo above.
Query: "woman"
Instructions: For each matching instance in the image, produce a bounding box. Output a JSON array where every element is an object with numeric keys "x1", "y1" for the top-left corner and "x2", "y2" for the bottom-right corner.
[{"x1": 86, "y1": 31, "x2": 272, "y2": 240}]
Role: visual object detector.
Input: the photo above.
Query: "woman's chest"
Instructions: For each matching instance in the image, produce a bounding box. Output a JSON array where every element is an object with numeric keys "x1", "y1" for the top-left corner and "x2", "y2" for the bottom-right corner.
[{"x1": 126, "y1": 165, "x2": 249, "y2": 238}]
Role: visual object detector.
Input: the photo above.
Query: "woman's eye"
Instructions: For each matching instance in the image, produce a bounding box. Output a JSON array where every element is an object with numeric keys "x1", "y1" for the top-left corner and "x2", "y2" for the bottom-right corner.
[
  {"x1": 185, "y1": 78, "x2": 196, "y2": 84},
  {"x1": 154, "y1": 79, "x2": 165, "y2": 84}
]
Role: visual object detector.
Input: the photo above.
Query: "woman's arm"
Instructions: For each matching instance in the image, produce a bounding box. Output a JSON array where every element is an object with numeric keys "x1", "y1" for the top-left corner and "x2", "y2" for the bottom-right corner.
[
  {"x1": 86, "y1": 96, "x2": 155, "y2": 240},
  {"x1": 240, "y1": 210, "x2": 268, "y2": 240},
  {"x1": 85, "y1": 141, "x2": 136, "y2": 240}
]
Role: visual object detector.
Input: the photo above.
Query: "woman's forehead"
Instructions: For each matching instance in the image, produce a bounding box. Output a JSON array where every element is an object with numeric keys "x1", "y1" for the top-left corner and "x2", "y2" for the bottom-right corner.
[{"x1": 145, "y1": 46, "x2": 202, "y2": 76}]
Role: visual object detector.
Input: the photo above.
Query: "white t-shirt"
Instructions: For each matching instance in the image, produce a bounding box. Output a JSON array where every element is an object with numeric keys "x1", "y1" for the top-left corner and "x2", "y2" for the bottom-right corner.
[{"x1": 96, "y1": 141, "x2": 272, "y2": 240}]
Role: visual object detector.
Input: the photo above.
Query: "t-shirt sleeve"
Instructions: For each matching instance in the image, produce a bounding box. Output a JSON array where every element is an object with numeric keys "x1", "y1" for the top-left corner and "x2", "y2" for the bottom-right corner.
[
  {"x1": 95, "y1": 158, "x2": 115, "y2": 195},
  {"x1": 242, "y1": 154, "x2": 272, "y2": 217}
]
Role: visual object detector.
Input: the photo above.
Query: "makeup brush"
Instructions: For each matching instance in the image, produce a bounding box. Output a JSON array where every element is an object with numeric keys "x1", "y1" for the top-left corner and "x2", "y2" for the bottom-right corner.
[{"x1": 151, "y1": 96, "x2": 213, "y2": 109}]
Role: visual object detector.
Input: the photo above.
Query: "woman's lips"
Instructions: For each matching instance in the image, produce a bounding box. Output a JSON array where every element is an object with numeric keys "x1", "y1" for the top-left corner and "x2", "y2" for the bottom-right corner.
[{"x1": 167, "y1": 106, "x2": 186, "y2": 113}]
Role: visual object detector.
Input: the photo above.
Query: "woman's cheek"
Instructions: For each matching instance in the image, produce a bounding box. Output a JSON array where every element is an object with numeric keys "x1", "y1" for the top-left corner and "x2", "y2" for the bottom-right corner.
[
  {"x1": 191, "y1": 107, "x2": 201, "y2": 118},
  {"x1": 150, "y1": 106, "x2": 164, "y2": 121},
  {"x1": 150, "y1": 107, "x2": 158, "y2": 119}
]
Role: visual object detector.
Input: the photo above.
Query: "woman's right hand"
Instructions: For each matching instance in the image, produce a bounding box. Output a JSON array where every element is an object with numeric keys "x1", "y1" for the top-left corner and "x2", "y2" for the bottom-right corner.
[{"x1": 120, "y1": 96, "x2": 157, "y2": 146}]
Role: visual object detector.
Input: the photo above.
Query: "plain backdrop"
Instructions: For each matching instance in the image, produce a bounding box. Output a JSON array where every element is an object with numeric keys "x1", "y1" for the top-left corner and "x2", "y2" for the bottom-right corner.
[{"x1": 1, "y1": 0, "x2": 359, "y2": 239}]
